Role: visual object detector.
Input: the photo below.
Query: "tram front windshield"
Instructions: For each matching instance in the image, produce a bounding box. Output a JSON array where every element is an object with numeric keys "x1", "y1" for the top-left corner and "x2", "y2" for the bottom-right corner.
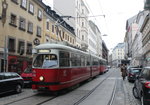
[{"x1": 33, "y1": 54, "x2": 58, "y2": 68}]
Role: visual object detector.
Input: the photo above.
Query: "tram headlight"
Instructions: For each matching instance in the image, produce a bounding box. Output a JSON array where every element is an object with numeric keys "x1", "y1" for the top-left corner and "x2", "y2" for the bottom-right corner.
[{"x1": 39, "y1": 76, "x2": 44, "y2": 81}]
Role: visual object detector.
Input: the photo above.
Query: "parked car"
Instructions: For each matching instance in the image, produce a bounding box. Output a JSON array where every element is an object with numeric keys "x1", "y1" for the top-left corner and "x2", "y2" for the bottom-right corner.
[
  {"x1": 127, "y1": 68, "x2": 142, "y2": 82},
  {"x1": 0, "y1": 72, "x2": 24, "y2": 95},
  {"x1": 21, "y1": 67, "x2": 32, "y2": 87},
  {"x1": 132, "y1": 67, "x2": 150, "y2": 105}
]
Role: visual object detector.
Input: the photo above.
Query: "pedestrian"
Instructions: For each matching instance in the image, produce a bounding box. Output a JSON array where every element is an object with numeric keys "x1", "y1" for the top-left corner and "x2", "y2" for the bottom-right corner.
[{"x1": 120, "y1": 64, "x2": 127, "y2": 80}]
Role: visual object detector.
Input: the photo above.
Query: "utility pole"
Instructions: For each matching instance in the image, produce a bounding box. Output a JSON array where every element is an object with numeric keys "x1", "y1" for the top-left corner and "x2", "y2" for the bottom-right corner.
[
  {"x1": 3, "y1": 36, "x2": 8, "y2": 72},
  {"x1": 1, "y1": 0, "x2": 8, "y2": 72}
]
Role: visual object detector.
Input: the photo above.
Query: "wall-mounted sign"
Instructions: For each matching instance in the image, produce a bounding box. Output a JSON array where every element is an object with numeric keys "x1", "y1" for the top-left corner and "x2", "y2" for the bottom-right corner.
[{"x1": 33, "y1": 38, "x2": 40, "y2": 46}]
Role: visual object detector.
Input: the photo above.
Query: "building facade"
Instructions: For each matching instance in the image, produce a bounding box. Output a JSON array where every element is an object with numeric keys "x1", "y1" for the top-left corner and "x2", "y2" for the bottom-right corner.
[
  {"x1": 53, "y1": 0, "x2": 89, "y2": 49},
  {"x1": 140, "y1": 11, "x2": 150, "y2": 66},
  {"x1": 43, "y1": 6, "x2": 76, "y2": 46},
  {"x1": 0, "y1": 0, "x2": 45, "y2": 73},
  {"x1": 124, "y1": 10, "x2": 150, "y2": 67},
  {"x1": 102, "y1": 41, "x2": 108, "y2": 61},
  {"x1": 0, "y1": 0, "x2": 76, "y2": 73},
  {"x1": 88, "y1": 20, "x2": 103, "y2": 57},
  {"x1": 125, "y1": 15, "x2": 137, "y2": 61},
  {"x1": 112, "y1": 43, "x2": 125, "y2": 67}
]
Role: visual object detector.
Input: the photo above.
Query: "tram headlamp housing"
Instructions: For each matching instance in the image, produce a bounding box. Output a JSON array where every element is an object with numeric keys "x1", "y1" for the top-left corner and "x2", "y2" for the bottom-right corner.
[{"x1": 39, "y1": 76, "x2": 44, "y2": 81}]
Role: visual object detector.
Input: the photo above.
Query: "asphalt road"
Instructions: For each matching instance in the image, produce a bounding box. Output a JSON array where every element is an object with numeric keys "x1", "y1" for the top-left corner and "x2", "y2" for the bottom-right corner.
[{"x1": 0, "y1": 68, "x2": 141, "y2": 105}]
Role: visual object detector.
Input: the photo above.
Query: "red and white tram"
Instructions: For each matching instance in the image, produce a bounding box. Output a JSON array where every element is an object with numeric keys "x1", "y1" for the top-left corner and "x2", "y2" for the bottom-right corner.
[
  {"x1": 32, "y1": 43, "x2": 106, "y2": 91},
  {"x1": 99, "y1": 58, "x2": 107, "y2": 74}
]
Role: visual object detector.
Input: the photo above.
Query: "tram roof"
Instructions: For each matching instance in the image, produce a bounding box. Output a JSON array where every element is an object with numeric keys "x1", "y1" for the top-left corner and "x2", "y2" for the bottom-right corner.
[{"x1": 34, "y1": 43, "x2": 89, "y2": 55}]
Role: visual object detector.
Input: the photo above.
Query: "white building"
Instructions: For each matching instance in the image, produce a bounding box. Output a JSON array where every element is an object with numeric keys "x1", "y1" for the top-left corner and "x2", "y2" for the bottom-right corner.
[
  {"x1": 125, "y1": 11, "x2": 149, "y2": 66},
  {"x1": 131, "y1": 11, "x2": 148, "y2": 66},
  {"x1": 88, "y1": 20, "x2": 102, "y2": 57},
  {"x1": 112, "y1": 43, "x2": 125, "y2": 67},
  {"x1": 53, "y1": 0, "x2": 89, "y2": 49},
  {"x1": 125, "y1": 15, "x2": 137, "y2": 59}
]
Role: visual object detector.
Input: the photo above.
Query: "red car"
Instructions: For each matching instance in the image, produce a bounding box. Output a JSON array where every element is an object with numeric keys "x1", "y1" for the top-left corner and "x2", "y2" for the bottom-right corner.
[{"x1": 21, "y1": 67, "x2": 32, "y2": 87}]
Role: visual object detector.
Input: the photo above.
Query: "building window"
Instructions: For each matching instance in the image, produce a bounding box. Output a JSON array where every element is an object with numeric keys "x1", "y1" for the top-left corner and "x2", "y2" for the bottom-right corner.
[
  {"x1": 28, "y1": 2, "x2": 34, "y2": 14},
  {"x1": 82, "y1": 22, "x2": 84, "y2": 27},
  {"x1": 63, "y1": 32, "x2": 65, "y2": 39},
  {"x1": 82, "y1": 9, "x2": 84, "y2": 14},
  {"x1": 37, "y1": 26, "x2": 41, "y2": 37},
  {"x1": 26, "y1": 43, "x2": 32, "y2": 54},
  {"x1": 27, "y1": 22, "x2": 33, "y2": 34},
  {"x1": 52, "y1": 25, "x2": 54, "y2": 33},
  {"x1": 68, "y1": 36, "x2": 69, "y2": 41},
  {"x1": 65, "y1": 34, "x2": 67, "y2": 40},
  {"x1": 70, "y1": 37, "x2": 72, "y2": 43},
  {"x1": 46, "y1": 21, "x2": 49, "y2": 30},
  {"x1": 11, "y1": 0, "x2": 18, "y2": 4},
  {"x1": 8, "y1": 38, "x2": 15, "y2": 52},
  {"x1": 37, "y1": 9, "x2": 42, "y2": 20},
  {"x1": 18, "y1": 40, "x2": 25, "y2": 55},
  {"x1": 21, "y1": 0, "x2": 27, "y2": 10},
  {"x1": 9, "y1": 14, "x2": 17, "y2": 27},
  {"x1": 59, "y1": 30, "x2": 61, "y2": 36},
  {"x1": 19, "y1": 17, "x2": 26, "y2": 31},
  {"x1": 82, "y1": 35, "x2": 84, "y2": 40}
]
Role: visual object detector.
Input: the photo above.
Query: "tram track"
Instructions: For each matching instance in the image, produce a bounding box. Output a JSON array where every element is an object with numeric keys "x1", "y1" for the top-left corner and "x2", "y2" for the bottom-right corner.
[
  {"x1": 3, "y1": 94, "x2": 36, "y2": 105},
  {"x1": 73, "y1": 70, "x2": 114, "y2": 105},
  {"x1": 3, "y1": 93, "x2": 57, "y2": 105},
  {"x1": 1, "y1": 69, "x2": 115, "y2": 105},
  {"x1": 107, "y1": 78, "x2": 117, "y2": 105}
]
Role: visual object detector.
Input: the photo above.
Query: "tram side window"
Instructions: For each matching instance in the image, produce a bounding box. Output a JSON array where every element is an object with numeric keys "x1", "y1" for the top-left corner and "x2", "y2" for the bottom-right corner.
[
  {"x1": 86, "y1": 57, "x2": 91, "y2": 66},
  {"x1": 99, "y1": 60, "x2": 102, "y2": 65},
  {"x1": 93, "y1": 58, "x2": 98, "y2": 66},
  {"x1": 76, "y1": 55, "x2": 81, "y2": 66},
  {"x1": 81, "y1": 56, "x2": 85, "y2": 67},
  {"x1": 59, "y1": 51, "x2": 70, "y2": 67},
  {"x1": 71, "y1": 53, "x2": 77, "y2": 66}
]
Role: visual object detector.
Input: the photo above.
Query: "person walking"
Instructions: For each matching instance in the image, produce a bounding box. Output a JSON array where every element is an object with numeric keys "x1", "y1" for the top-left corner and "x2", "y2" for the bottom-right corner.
[{"x1": 120, "y1": 64, "x2": 127, "y2": 80}]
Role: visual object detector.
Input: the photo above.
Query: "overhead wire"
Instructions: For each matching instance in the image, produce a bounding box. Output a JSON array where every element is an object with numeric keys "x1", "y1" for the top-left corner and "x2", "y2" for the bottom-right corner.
[{"x1": 96, "y1": 0, "x2": 109, "y2": 34}]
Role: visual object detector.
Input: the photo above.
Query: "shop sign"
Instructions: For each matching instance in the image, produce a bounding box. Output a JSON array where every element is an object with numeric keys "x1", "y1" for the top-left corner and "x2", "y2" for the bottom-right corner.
[{"x1": 33, "y1": 38, "x2": 40, "y2": 46}]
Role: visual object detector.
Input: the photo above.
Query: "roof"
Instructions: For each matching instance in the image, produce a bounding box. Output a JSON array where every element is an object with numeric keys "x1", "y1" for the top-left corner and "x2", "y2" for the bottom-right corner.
[
  {"x1": 34, "y1": 43, "x2": 89, "y2": 55},
  {"x1": 113, "y1": 43, "x2": 125, "y2": 50}
]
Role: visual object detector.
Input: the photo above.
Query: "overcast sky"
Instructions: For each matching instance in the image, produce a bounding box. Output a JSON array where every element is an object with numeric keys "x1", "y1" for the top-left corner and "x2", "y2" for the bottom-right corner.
[{"x1": 43, "y1": 0, "x2": 144, "y2": 51}]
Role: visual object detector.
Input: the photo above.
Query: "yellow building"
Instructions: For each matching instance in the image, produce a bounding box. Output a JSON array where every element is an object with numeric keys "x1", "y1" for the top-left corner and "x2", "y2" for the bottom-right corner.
[
  {"x1": 0, "y1": 0, "x2": 45, "y2": 73},
  {"x1": 0, "y1": 0, "x2": 76, "y2": 73},
  {"x1": 43, "y1": 6, "x2": 76, "y2": 46}
]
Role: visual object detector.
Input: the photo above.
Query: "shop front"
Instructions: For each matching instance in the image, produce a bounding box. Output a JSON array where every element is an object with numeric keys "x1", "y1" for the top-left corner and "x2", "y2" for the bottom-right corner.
[{"x1": 8, "y1": 55, "x2": 32, "y2": 74}]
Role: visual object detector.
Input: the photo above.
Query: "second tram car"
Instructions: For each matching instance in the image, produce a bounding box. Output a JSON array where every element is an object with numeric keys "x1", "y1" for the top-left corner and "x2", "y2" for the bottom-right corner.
[{"x1": 32, "y1": 43, "x2": 107, "y2": 91}]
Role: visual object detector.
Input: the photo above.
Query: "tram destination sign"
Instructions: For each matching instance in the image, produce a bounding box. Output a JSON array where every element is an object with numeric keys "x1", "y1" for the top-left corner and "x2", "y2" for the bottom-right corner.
[{"x1": 38, "y1": 49, "x2": 51, "y2": 53}]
